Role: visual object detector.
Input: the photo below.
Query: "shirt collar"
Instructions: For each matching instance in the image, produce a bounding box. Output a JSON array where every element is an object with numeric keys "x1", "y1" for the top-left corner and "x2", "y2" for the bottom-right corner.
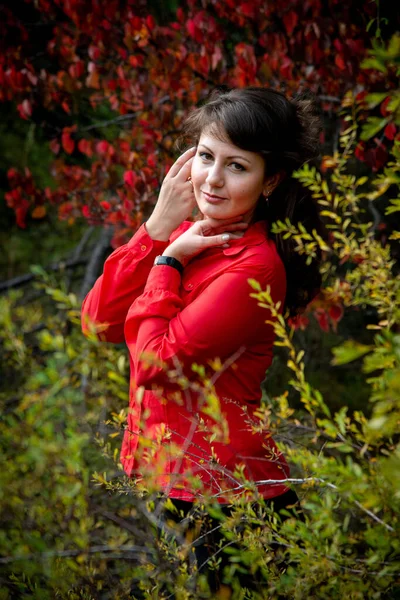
[{"x1": 223, "y1": 220, "x2": 268, "y2": 256}]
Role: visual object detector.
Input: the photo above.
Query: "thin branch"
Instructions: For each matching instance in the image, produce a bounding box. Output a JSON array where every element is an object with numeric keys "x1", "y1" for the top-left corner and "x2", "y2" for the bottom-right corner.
[
  {"x1": 368, "y1": 199, "x2": 382, "y2": 231},
  {"x1": 79, "y1": 225, "x2": 114, "y2": 300},
  {"x1": 98, "y1": 510, "x2": 142, "y2": 537},
  {"x1": 318, "y1": 95, "x2": 341, "y2": 104},
  {"x1": 0, "y1": 544, "x2": 148, "y2": 565},
  {"x1": 81, "y1": 113, "x2": 137, "y2": 131},
  {"x1": 70, "y1": 226, "x2": 95, "y2": 261},
  {"x1": 219, "y1": 476, "x2": 395, "y2": 533},
  {"x1": 0, "y1": 258, "x2": 87, "y2": 293},
  {"x1": 79, "y1": 96, "x2": 172, "y2": 132},
  {"x1": 65, "y1": 226, "x2": 95, "y2": 291}
]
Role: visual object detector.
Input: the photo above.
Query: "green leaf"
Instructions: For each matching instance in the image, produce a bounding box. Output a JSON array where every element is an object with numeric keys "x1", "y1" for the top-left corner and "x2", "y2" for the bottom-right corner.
[
  {"x1": 360, "y1": 117, "x2": 390, "y2": 141},
  {"x1": 360, "y1": 57, "x2": 387, "y2": 73},
  {"x1": 331, "y1": 340, "x2": 373, "y2": 365},
  {"x1": 364, "y1": 93, "x2": 388, "y2": 109}
]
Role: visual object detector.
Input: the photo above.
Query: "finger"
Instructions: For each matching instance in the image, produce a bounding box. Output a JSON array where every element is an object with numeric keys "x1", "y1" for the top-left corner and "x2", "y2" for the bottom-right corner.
[
  {"x1": 223, "y1": 232, "x2": 245, "y2": 239},
  {"x1": 200, "y1": 233, "x2": 234, "y2": 248},
  {"x1": 168, "y1": 147, "x2": 196, "y2": 178}
]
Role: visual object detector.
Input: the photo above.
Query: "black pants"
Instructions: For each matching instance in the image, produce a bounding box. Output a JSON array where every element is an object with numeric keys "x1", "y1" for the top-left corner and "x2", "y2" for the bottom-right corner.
[{"x1": 158, "y1": 489, "x2": 303, "y2": 596}]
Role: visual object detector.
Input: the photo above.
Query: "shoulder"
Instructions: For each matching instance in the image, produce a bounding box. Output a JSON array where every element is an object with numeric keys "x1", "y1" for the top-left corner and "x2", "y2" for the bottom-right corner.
[
  {"x1": 227, "y1": 226, "x2": 286, "y2": 301},
  {"x1": 230, "y1": 223, "x2": 285, "y2": 278}
]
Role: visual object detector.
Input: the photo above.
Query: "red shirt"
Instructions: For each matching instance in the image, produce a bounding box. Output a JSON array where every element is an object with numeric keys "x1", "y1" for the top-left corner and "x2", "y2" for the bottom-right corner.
[{"x1": 81, "y1": 220, "x2": 291, "y2": 503}]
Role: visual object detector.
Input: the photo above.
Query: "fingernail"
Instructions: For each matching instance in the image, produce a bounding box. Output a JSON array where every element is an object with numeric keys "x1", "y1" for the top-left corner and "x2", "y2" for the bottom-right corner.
[{"x1": 221, "y1": 234, "x2": 230, "y2": 241}]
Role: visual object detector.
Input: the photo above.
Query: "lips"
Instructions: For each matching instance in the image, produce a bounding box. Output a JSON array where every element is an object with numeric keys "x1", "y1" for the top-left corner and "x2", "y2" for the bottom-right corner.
[{"x1": 202, "y1": 191, "x2": 226, "y2": 202}]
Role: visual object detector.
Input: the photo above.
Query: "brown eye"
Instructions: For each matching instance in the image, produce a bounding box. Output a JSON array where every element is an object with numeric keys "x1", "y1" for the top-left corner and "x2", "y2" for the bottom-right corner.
[{"x1": 231, "y1": 162, "x2": 245, "y2": 171}]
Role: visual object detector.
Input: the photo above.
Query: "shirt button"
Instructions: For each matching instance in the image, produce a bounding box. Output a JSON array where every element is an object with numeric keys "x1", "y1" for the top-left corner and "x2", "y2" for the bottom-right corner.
[
  {"x1": 187, "y1": 283, "x2": 193, "y2": 289},
  {"x1": 140, "y1": 244, "x2": 147, "y2": 251}
]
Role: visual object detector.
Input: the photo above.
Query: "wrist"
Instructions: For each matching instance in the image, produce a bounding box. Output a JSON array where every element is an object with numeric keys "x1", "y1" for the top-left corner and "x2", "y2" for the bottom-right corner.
[
  {"x1": 162, "y1": 246, "x2": 186, "y2": 265},
  {"x1": 154, "y1": 255, "x2": 184, "y2": 274},
  {"x1": 145, "y1": 218, "x2": 173, "y2": 242}
]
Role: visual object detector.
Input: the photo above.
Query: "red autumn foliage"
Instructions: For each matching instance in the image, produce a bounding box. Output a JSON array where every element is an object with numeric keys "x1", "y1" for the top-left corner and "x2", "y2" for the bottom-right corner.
[{"x1": 1, "y1": 1, "x2": 397, "y2": 330}]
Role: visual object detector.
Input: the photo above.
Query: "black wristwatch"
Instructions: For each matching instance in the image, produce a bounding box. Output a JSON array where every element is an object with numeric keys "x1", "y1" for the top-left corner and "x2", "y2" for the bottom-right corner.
[{"x1": 154, "y1": 255, "x2": 184, "y2": 275}]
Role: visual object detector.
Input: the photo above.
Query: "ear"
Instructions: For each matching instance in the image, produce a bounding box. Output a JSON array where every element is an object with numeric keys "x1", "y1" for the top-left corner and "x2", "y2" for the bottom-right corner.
[{"x1": 263, "y1": 170, "x2": 286, "y2": 196}]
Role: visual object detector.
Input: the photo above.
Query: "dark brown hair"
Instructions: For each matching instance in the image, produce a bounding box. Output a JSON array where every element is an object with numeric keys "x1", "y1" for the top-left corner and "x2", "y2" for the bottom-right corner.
[{"x1": 179, "y1": 86, "x2": 326, "y2": 318}]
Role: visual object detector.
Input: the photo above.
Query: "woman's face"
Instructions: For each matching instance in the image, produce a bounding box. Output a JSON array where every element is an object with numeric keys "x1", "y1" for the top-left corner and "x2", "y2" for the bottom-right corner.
[{"x1": 190, "y1": 127, "x2": 268, "y2": 223}]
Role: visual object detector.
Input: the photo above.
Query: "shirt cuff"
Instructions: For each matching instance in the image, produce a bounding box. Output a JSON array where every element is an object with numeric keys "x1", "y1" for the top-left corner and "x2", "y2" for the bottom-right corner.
[
  {"x1": 145, "y1": 264, "x2": 182, "y2": 293},
  {"x1": 127, "y1": 222, "x2": 169, "y2": 255}
]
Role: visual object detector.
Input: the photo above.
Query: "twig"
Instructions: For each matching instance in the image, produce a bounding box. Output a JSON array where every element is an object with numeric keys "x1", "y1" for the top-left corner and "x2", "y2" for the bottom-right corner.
[
  {"x1": 318, "y1": 95, "x2": 341, "y2": 104},
  {"x1": 81, "y1": 113, "x2": 137, "y2": 131},
  {"x1": 219, "y1": 476, "x2": 395, "y2": 533},
  {"x1": 368, "y1": 199, "x2": 381, "y2": 231},
  {"x1": 65, "y1": 226, "x2": 95, "y2": 292},
  {"x1": 98, "y1": 510, "x2": 142, "y2": 536},
  {"x1": 79, "y1": 225, "x2": 114, "y2": 300},
  {"x1": 0, "y1": 258, "x2": 87, "y2": 293},
  {"x1": 0, "y1": 544, "x2": 147, "y2": 565}
]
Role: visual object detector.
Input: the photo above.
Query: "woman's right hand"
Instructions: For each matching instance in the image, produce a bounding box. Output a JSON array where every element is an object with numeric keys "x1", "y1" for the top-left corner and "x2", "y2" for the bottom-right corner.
[{"x1": 146, "y1": 147, "x2": 197, "y2": 241}]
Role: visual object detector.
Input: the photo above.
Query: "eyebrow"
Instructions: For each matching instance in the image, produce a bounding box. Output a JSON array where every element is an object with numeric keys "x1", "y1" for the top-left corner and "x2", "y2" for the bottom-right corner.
[{"x1": 198, "y1": 144, "x2": 252, "y2": 164}]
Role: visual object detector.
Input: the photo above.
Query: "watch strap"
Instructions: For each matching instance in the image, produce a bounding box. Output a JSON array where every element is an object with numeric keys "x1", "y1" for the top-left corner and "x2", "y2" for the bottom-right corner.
[{"x1": 154, "y1": 255, "x2": 184, "y2": 274}]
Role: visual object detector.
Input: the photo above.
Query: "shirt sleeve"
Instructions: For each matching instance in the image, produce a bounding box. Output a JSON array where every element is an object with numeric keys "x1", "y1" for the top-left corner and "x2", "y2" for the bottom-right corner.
[
  {"x1": 81, "y1": 223, "x2": 169, "y2": 343},
  {"x1": 124, "y1": 262, "x2": 286, "y2": 388}
]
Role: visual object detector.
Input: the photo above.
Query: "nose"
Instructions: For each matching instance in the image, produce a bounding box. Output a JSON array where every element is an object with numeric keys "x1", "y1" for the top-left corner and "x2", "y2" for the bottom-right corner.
[{"x1": 206, "y1": 163, "x2": 224, "y2": 187}]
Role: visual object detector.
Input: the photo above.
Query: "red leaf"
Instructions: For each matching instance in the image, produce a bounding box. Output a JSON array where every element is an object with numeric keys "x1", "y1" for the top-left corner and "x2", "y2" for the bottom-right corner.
[
  {"x1": 119, "y1": 140, "x2": 130, "y2": 153},
  {"x1": 333, "y1": 38, "x2": 343, "y2": 52},
  {"x1": 62, "y1": 130, "x2": 75, "y2": 154},
  {"x1": 186, "y1": 19, "x2": 196, "y2": 38},
  {"x1": 7, "y1": 168, "x2": 18, "y2": 180},
  {"x1": 335, "y1": 55, "x2": 346, "y2": 71},
  {"x1": 17, "y1": 99, "x2": 32, "y2": 119},
  {"x1": 61, "y1": 100, "x2": 71, "y2": 114},
  {"x1": 147, "y1": 153, "x2": 157, "y2": 168},
  {"x1": 328, "y1": 304, "x2": 344, "y2": 323},
  {"x1": 315, "y1": 309, "x2": 330, "y2": 332},
  {"x1": 88, "y1": 45, "x2": 101, "y2": 60},
  {"x1": 380, "y1": 96, "x2": 391, "y2": 117},
  {"x1": 78, "y1": 139, "x2": 93, "y2": 157},
  {"x1": 82, "y1": 205, "x2": 91, "y2": 218},
  {"x1": 100, "y1": 201, "x2": 111, "y2": 211},
  {"x1": 146, "y1": 15, "x2": 155, "y2": 31},
  {"x1": 355, "y1": 143, "x2": 365, "y2": 161},
  {"x1": 288, "y1": 314, "x2": 310, "y2": 330},
  {"x1": 384, "y1": 122, "x2": 396, "y2": 140},
  {"x1": 15, "y1": 199, "x2": 30, "y2": 229},
  {"x1": 58, "y1": 202, "x2": 74, "y2": 219},
  {"x1": 240, "y1": 2, "x2": 256, "y2": 18},
  {"x1": 355, "y1": 91, "x2": 368, "y2": 105},
  {"x1": 283, "y1": 11, "x2": 298, "y2": 36},
  {"x1": 96, "y1": 140, "x2": 109, "y2": 154},
  {"x1": 123, "y1": 170, "x2": 137, "y2": 187},
  {"x1": 50, "y1": 138, "x2": 60, "y2": 155}
]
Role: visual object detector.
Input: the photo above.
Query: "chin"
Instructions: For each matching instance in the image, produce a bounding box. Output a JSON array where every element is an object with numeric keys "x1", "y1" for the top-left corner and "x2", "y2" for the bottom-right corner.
[
  {"x1": 198, "y1": 203, "x2": 229, "y2": 220},
  {"x1": 202, "y1": 209, "x2": 232, "y2": 221}
]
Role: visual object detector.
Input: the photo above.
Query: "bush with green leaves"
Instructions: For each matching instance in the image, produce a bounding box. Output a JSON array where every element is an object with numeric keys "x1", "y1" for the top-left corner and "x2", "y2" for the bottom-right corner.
[{"x1": 1, "y1": 34, "x2": 400, "y2": 600}]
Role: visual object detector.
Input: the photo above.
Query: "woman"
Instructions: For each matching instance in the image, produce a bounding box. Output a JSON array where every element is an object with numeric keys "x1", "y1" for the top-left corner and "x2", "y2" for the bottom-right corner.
[{"x1": 81, "y1": 87, "x2": 324, "y2": 591}]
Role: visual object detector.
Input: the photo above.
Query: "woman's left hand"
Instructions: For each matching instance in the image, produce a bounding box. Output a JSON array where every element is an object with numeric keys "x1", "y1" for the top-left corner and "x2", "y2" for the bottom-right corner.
[{"x1": 162, "y1": 216, "x2": 249, "y2": 266}]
